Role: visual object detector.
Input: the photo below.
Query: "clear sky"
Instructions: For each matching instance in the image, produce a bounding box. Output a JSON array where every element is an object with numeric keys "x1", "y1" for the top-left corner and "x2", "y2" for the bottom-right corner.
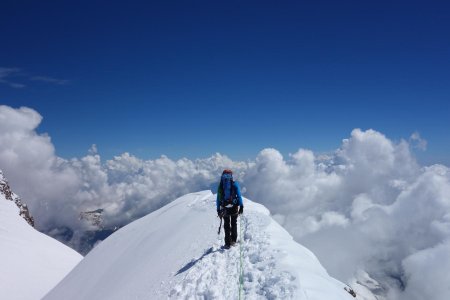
[{"x1": 1, "y1": 0, "x2": 449, "y2": 164}]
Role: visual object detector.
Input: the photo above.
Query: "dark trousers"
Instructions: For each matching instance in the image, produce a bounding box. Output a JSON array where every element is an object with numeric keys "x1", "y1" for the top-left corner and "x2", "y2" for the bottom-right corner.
[{"x1": 223, "y1": 206, "x2": 238, "y2": 246}]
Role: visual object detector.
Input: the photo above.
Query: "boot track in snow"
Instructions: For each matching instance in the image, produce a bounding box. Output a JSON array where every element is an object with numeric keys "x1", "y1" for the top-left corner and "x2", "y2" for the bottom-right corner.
[{"x1": 170, "y1": 202, "x2": 298, "y2": 299}]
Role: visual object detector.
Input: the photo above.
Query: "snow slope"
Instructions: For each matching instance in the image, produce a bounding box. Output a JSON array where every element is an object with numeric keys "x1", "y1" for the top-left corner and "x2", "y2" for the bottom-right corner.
[
  {"x1": 0, "y1": 194, "x2": 83, "y2": 300},
  {"x1": 45, "y1": 191, "x2": 357, "y2": 300}
]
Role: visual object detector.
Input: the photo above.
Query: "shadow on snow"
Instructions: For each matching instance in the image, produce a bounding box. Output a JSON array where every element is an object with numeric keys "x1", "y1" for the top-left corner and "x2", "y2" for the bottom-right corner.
[{"x1": 175, "y1": 247, "x2": 223, "y2": 275}]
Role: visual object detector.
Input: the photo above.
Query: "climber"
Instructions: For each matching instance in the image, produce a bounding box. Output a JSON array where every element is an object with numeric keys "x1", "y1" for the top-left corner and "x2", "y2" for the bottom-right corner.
[{"x1": 217, "y1": 169, "x2": 244, "y2": 249}]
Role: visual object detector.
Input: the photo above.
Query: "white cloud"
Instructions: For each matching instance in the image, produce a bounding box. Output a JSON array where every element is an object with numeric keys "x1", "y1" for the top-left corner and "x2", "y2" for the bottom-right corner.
[
  {"x1": 0, "y1": 105, "x2": 81, "y2": 228},
  {"x1": 400, "y1": 240, "x2": 450, "y2": 300},
  {"x1": 1, "y1": 105, "x2": 449, "y2": 299},
  {"x1": 31, "y1": 76, "x2": 69, "y2": 85},
  {"x1": 242, "y1": 129, "x2": 449, "y2": 300},
  {"x1": 0, "y1": 67, "x2": 69, "y2": 88},
  {"x1": 409, "y1": 131, "x2": 427, "y2": 151},
  {"x1": 0, "y1": 67, "x2": 26, "y2": 88}
]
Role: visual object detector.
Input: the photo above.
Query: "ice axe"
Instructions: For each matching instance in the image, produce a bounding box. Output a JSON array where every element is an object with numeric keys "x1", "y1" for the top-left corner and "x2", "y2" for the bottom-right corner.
[{"x1": 217, "y1": 209, "x2": 225, "y2": 234}]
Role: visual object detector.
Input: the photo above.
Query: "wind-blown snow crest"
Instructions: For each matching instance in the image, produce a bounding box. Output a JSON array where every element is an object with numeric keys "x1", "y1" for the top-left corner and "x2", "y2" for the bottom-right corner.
[{"x1": 44, "y1": 191, "x2": 358, "y2": 300}]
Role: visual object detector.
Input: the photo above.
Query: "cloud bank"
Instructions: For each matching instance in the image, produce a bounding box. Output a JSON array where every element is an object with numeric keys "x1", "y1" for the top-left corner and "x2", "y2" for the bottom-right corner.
[
  {"x1": 1, "y1": 105, "x2": 449, "y2": 300},
  {"x1": 0, "y1": 105, "x2": 249, "y2": 251},
  {"x1": 243, "y1": 130, "x2": 450, "y2": 300}
]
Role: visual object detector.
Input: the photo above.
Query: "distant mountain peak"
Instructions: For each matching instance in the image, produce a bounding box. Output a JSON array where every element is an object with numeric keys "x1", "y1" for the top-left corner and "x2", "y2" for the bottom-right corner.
[
  {"x1": 79, "y1": 208, "x2": 104, "y2": 228},
  {"x1": 0, "y1": 169, "x2": 35, "y2": 227}
]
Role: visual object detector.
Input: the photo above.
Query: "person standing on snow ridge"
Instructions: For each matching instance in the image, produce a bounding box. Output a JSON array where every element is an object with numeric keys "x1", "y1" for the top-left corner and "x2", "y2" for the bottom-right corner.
[{"x1": 217, "y1": 169, "x2": 244, "y2": 249}]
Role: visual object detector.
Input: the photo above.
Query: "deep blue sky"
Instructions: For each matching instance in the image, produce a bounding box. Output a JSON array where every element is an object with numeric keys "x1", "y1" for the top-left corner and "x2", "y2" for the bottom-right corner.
[{"x1": 1, "y1": 0, "x2": 449, "y2": 164}]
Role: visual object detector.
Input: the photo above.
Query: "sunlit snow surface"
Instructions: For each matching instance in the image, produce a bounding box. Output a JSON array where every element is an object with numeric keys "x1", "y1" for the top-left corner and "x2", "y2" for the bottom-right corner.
[
  {"x1": 45, "y1": 191, "x2": 357, "y2": 300},
  {"x1": 0, "y1": 195, "x2": 82, "y2": 300}
]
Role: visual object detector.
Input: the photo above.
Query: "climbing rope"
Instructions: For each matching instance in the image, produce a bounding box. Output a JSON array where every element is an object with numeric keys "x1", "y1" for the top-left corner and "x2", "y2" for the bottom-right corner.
[{"x1": 238, "y1": 214, "x2": 244, "y2": 300}]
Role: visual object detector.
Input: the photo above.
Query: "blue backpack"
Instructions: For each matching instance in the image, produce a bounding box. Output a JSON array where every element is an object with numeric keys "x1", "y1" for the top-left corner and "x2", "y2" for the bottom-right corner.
[{"x1": 220, "y1": 171, "x2": 236, "y2": 207}]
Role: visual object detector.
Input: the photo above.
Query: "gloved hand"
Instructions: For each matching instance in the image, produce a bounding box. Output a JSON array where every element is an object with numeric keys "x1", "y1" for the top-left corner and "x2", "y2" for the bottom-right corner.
[
  {"x1": 239, "y1": 205, "x2": 244, "y2": 215},
  {"x1": 217, "y1": 209, "x2": 221, "y2": 217}
]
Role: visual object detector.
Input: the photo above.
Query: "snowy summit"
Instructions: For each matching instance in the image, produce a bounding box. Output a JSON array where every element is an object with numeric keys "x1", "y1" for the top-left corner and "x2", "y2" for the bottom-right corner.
[{"x1": 45, "y1": 191, "x2": 356, "y2": 300}]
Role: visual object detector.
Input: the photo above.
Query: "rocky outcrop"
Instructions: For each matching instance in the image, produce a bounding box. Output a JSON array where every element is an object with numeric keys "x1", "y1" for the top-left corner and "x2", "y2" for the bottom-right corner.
[
  {"x1": 79, "y1": 208, "x2": 104, "y2": 228},
  {"x1": 0, "y1": 170, "x2": 35, "y2": 227}
]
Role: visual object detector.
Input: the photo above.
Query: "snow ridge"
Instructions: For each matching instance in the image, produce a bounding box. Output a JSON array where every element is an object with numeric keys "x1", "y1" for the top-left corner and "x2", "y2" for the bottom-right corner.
[
  {"x1": 45, "y1": 191, "x2": 355, "y2": 300},
  {"x1": 0, "y1": 170, "x2": 82, "y2": 300}
]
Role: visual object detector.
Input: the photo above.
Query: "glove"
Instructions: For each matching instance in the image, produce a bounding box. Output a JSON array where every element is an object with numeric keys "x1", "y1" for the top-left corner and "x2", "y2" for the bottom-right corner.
[
  {"x1": 217, "y1": 209, "x2": 221, "y2": 217},
  {"x1": 239, "y1": 205, "x2": 244, "y2": 215}
]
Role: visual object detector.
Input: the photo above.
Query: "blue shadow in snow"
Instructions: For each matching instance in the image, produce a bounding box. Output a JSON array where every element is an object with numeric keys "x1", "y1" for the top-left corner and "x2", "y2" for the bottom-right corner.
[{"x1": 175, "y1": 247, "x2": 223, "y2": 275}]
